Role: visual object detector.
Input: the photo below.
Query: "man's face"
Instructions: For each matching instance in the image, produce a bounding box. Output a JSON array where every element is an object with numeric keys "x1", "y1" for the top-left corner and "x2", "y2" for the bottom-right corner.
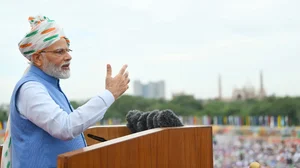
[{"x1": 40, "y1": 38, "x2": 72, "y2": 79}]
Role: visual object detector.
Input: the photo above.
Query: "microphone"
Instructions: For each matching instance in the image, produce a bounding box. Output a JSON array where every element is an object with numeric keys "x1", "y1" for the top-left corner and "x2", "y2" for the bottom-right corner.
[
  {"x1": 126, "y1": 109, "x2": 184, "y2": 133},
  {"x1": 87, "y1": 134, "x2": 107, "y2": 142},
  {"x1": 137, "y1": 112, "x2": 150, "y2": 132},
  {"x1": 126, "y1": 110, "x2": 142, "y2": 133},
  {"x1": 146, "y1": 110, "x2": 159, "y2": 129},
  {"x1": 157, "y1": 109, "x2": 184, "y2": 127}
]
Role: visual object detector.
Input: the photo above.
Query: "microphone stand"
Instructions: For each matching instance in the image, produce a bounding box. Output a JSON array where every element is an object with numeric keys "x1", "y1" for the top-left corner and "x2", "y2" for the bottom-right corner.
[{"x1": 87, "y1": 134, "x2": 107, "y2": 142}]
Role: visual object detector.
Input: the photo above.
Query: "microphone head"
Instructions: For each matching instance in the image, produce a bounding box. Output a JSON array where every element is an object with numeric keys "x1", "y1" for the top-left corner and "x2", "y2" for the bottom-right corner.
[
  {"x1": 137, "y1": 112, "x2": 150, "y2": 132},
  {"x1": 146, "y1": 110, "x2": 159, "y2": 129},
  {"x1": 157, "y1": 109, "x2": 184, "y2": 127},
  {"x1": 126, "y1": 110, "x2": 142, "y2": 133}
]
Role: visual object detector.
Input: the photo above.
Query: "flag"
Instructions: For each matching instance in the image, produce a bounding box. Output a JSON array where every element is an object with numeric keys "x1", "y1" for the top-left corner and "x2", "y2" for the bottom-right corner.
[
  {"x1": 213, "y1": 116, "x2": 218, "y2": 125},
  {"x1": 277, "y1": 116, "x2": 281, "y2": 128},
  {"x1": 193, "y1": 116, "x2": 197, "y2": 125},
  {"x1": 285, "y1": 116, "x2": 289, "y2": 126},
  {"x1": 274, "y1": 116, "x2": 278, "y2": 127},
  {"x1": 207, "y1": 116, "x2": 211, "y2": 125},
  {"x1": 270, "y1": 116, "x2": 274, "y2": 128},
  {"x1": 246, "y1": 116, "x2": 250, "y2": 126},
  {"x1": 223, "y1": 116, "x2": 227, "y2": 125},
  {"x1": 1, "y1": 117, "x2": 11, "y2": 168},
  {"x1": 0, "y1": 66, "x2": 29, "y2": 168}
]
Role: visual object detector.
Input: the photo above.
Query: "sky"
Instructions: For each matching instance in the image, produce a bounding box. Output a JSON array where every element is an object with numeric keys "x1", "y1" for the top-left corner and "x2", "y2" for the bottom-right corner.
[{"x1": 0, "y1": 0, "x2": 300, "y2": 103}]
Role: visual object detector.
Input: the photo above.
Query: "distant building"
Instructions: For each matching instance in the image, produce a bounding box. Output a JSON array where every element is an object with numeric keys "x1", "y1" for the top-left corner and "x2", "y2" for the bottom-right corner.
[
  {"x1": 232, "y1": 84, "x2": 256, "y2": 100},
  {"x1": 133, "y1": 80, "x2": 165, "y2": 99},
  {"x1": 218, "y1": 70, "x2": 267, "y2": 101},
  {"x1": 133, "y1": 80, "x2": 143, "y2": 97},
  {"x1": 258, "y1": 70, "x2": 266, "y2": 99},
  {"x1": 218, "y1": 74, "x2": 222, "y2": 100}
]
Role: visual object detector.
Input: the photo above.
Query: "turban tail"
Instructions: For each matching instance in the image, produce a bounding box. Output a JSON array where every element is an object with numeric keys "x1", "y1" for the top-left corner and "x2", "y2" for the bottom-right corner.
[{"x1": 18, "y1": 15, "x2": 70, "y2": 60}]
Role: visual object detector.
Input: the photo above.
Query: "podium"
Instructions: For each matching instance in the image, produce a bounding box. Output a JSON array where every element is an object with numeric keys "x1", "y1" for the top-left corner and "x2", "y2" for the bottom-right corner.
[
  {"x1": 0, "y1": 125, "x2": 213, "y2": 168},
  {"x1": 58, "y1": 125, "x2": 213, "y2": 168}
]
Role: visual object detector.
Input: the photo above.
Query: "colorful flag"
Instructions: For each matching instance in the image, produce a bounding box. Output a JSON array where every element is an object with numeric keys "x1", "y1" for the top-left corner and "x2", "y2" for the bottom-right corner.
[
  {"x1": 277, "y1": 116, "x2": 281, "y2": 128},
  {"x1": 1, "y1": 117, "x2": 11, "y2": 168}
]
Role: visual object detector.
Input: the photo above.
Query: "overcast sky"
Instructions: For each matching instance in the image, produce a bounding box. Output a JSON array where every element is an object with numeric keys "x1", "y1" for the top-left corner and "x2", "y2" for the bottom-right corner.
[{"x1": 0, "y1": 0, "x2": 300, "y2": 103}]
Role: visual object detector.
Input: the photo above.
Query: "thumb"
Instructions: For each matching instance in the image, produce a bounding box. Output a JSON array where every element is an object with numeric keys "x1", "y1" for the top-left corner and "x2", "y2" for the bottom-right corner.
[{"x1": 106, "y1": 64, "x2": 112, "y2": 77}]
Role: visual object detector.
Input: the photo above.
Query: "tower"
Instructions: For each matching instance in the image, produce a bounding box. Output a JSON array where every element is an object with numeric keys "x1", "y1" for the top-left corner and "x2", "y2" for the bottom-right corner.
[
  {"x1": 218, "y1": 74, "x2": 222, "y2": 100},
  {"x1": 259, "y1": 70, "x2": 266, "y2": 99}
]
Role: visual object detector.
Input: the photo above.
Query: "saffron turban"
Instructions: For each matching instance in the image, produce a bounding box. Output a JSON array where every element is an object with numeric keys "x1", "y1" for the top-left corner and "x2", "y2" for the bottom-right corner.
[{"x1": 18, "y1": 15, "x2": 70, "y2": 60}]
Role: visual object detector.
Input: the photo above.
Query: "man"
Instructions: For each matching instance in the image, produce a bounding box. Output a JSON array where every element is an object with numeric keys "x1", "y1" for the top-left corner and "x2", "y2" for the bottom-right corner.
[{"x1": 2, "y1": 15, "x2": 130, "y2": 168}]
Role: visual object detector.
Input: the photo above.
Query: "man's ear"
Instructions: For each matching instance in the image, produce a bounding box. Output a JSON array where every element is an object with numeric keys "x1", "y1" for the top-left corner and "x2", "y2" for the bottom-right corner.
[{"x1": 31, "y1": 53, "x2": 43, "y2": 67}]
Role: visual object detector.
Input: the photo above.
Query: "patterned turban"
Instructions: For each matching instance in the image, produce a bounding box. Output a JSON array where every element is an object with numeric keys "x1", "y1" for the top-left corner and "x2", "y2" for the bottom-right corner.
[{"x1": 18, "y1": 15, "x2": 70, "y2": 60}]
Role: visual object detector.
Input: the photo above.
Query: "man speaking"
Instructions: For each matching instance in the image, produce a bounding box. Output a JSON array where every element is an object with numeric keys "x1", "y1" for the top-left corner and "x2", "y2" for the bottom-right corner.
[{"x1": 1, "y1": 15, "x2": 130, "y2": 168}]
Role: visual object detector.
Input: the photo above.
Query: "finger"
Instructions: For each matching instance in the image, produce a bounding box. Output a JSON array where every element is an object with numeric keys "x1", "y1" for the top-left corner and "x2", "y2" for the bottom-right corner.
[
  {"x1": 126, "y1": 78, "x2": 130, "y2": 84},
  {"x1": 124, "y1": 71, "x2": 129, "y2": 78},
  {"x1": 119, "y1": 64, "x2": 128, "y2": 75},
  {"x1": 106, "y1": 64, "x2": 112, "y2": 77}
]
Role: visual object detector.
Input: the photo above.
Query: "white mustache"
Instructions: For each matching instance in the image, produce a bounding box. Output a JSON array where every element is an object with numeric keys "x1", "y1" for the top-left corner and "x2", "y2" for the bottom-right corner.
[{"x1": 61, "y1": 62, "x2": 71, "y2": 67}]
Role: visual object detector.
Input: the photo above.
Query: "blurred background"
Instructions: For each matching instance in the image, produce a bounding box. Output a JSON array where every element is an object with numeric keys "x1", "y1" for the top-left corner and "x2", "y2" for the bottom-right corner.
[{"x1": 1, "y1": 0, "x2": 300, "y2": 167}]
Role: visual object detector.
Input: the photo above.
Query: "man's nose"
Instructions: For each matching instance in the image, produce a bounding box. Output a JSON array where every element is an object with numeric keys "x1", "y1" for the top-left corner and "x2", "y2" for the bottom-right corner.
[{"x1": 64, "y1": 52, "x2": 72, "y2": 61}]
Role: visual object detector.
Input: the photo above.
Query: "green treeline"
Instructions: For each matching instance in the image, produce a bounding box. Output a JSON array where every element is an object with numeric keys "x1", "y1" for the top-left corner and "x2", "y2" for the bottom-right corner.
[
  {"x1": 0, "y1": 95, "x2": 299, "y2": 125},
  {"x1": 70, "y1": 95, "x2": 300, "y2": 126}
]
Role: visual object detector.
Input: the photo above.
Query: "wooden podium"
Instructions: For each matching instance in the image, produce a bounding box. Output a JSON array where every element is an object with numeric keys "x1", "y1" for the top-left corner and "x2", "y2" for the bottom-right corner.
[
  {"x1": 58, "y1": 125, "x2": 213, "y2": 168},
  {"x1": 0, "y1": 125, "x2": 213, "y2": 168}
]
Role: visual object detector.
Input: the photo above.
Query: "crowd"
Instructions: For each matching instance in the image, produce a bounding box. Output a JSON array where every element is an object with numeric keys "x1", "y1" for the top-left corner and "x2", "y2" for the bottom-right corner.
[{"x1": 213, "y1": 134, "x2": 300, "y2": 168}]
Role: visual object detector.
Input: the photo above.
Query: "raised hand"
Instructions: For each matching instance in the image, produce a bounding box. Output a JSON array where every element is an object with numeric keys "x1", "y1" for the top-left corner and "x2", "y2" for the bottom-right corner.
[{"x1": 105, "y1": 64, "x2": 130, "y2": 100}]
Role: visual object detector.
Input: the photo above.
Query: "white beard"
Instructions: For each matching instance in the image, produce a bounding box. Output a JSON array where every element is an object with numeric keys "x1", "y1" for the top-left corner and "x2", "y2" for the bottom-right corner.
[{"x1": 42, "y1": 56, "x2": 70, "y2": 79}]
